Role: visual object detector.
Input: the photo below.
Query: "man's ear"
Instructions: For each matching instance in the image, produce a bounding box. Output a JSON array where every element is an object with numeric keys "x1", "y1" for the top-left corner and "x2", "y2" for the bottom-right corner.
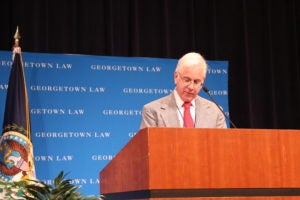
[{"x1": 174, "y1": 71, "x2": 178, "y2": 84}]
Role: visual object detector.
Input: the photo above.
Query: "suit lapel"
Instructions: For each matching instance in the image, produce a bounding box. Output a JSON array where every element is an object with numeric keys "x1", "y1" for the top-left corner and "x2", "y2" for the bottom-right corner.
[
  {"x1": 194, "y1": 97, "x2": 211, "y2": 127},
  {"x1": 160, "y1": 93, "x2": 181, "y2": 127}
]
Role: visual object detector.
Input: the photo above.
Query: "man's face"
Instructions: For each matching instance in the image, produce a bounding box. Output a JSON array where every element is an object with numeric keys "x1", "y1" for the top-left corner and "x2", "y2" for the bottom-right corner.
[{"x1": 174, "y1": 66, "x2": 205, "y2": 102}]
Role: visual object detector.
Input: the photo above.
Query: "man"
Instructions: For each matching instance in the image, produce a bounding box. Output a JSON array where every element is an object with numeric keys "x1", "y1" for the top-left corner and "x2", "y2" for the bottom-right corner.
[{"x1": 140, "y1": 52, "x2": 227, "y2": 129}]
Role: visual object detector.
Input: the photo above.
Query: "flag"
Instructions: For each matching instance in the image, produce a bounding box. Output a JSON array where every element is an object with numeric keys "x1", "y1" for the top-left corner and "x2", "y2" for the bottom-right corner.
[{"x1": 0, "y1": 47, "x2": 35, "y2": 182}]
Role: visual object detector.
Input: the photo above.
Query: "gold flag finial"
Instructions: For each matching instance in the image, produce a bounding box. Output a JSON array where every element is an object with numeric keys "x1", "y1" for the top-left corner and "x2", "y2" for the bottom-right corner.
[{"x1": 14, "y1": 26, "x2": 21, "y2": 47}]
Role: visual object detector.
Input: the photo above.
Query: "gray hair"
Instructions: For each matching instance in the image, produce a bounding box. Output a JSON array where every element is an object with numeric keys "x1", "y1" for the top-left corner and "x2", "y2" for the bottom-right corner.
[{"x1": 175, "y1": 52, "x2": 208, "y2": 76}]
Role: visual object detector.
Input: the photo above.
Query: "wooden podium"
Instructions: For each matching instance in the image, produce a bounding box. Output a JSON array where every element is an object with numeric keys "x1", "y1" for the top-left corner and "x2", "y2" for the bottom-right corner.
[{"x1": 100, "y1": 128, "x2": 300, "y2": 200}]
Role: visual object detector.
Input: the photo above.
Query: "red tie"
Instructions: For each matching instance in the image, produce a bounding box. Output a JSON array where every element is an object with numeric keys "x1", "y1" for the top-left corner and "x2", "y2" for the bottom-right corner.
[{"x1": 183, "y1": 102, "x2": 194, "y2": 128}]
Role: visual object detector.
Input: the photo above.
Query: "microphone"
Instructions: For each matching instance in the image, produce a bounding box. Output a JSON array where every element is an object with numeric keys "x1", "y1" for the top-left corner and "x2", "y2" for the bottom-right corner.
[{"x1": 202, "y1": 86, "x2": 237, "y2": 128}]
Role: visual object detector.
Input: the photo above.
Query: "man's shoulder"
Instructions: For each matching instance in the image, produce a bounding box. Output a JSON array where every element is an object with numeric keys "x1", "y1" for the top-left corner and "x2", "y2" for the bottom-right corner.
[
  {"x1": 143, "y1": 93, "x2": 173, "y2": 108},
  {"x1": 196, "y1": 96, "x2": 211, "y2": 103},
  {"x1": 195, "y1": 96, "x2": 216, "y2": 108},
  {"x1": 196, "y1": 96, "x2": 223, "y2": 113}
]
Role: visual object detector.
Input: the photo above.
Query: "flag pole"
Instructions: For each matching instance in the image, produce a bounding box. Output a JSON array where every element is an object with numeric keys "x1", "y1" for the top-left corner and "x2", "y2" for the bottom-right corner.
[
  {"x1": 13, "y1": 26, "x2": 22, "y2": 56},
  {"x1": 14, "y1": 26, "x2": 21, "y2": 47}
]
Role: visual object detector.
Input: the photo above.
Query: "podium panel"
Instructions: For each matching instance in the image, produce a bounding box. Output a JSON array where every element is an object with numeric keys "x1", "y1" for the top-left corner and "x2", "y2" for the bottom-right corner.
[{"x1": 100, "y1": 128, "x2": 300, "y2": 199}]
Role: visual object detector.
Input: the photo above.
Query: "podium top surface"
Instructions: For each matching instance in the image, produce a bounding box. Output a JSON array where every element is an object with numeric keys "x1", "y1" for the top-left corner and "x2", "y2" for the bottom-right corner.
[{"x1": 100, "y1": 128, "x2": 300, "y2": 194}]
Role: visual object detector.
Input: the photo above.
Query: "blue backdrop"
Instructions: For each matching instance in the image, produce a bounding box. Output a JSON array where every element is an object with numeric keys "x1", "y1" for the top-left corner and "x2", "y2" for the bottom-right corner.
[{"x1": 0, "y1": 50, "x2": 228, "y2": 196}]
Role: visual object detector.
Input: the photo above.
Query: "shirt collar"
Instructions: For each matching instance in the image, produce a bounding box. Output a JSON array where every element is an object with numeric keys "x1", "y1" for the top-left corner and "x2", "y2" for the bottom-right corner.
[{"x1": 174, "y1": 90, "x2": 195, "y2": 108}]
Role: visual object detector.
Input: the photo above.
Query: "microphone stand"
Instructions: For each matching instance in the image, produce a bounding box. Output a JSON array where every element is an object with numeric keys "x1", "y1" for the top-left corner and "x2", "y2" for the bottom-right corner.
[{"x1": 203, "y1": 86, "x2": 237, "y2": 128}]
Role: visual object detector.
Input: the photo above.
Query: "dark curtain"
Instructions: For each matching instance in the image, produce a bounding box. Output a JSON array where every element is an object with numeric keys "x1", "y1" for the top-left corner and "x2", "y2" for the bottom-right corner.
[{"x1": 0, "y1": 0, "x2": 299, "y2": 129}]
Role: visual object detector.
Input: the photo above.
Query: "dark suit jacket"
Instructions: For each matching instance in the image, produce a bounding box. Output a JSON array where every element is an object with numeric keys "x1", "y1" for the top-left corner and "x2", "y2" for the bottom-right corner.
[{"x1": 140, "y1": 92, "x2": 227, "y2": 129}]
